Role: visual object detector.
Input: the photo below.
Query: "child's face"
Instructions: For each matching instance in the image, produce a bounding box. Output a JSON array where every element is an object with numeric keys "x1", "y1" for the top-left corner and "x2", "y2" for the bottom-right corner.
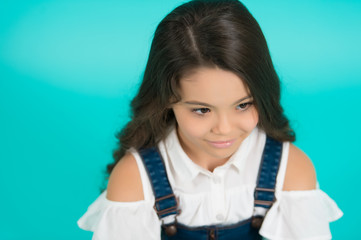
[{"x1": 172, "y1": 67, "x2": 259, "y2": 166}]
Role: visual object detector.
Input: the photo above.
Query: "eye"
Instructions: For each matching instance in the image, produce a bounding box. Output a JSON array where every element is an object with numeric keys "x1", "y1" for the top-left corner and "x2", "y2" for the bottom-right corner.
[
  {"x1": 236, "y1": 102, "x2": 253, "y2": 111},
  {"x1": 192, "y1": 108, "x2": 211, "y2": 115}
]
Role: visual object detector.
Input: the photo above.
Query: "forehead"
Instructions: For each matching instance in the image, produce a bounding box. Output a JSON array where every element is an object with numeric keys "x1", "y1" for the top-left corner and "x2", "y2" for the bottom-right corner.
[{"x1": 178, "y1": 67, "x2": 250, "y2": 103}]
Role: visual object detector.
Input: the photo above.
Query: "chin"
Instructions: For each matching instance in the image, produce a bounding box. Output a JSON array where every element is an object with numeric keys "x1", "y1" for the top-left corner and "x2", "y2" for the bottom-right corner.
[{"x1": 206, "y1": 148, "x2": 237, "y2": 160}]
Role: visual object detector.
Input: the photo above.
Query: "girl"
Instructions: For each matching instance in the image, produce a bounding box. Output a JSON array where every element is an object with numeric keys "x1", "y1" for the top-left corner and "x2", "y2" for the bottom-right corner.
[{"x1": 78, "y1": 0, "x2": 342, "y2": 239}]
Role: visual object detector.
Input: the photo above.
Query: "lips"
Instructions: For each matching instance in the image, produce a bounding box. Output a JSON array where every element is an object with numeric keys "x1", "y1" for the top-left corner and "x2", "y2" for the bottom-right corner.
[{"x1": 207, "y1": 139, "x2": 236, "y2": 149}]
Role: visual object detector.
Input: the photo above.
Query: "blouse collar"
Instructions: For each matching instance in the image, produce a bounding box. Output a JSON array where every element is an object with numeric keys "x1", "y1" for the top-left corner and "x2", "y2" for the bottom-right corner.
[{"x1": 162, "y1": 127, "x2": 259, "y2": 182}]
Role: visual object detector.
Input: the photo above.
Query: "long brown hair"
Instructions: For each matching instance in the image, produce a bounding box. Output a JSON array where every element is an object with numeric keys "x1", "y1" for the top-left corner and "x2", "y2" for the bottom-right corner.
[{"x1": 107, "y1": 0, "x2": 295, "y2": 176}]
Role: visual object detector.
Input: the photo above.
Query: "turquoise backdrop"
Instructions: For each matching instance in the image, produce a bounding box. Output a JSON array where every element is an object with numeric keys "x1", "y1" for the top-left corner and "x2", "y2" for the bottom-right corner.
[{"x1": 1, "y1": 0, "x2": 360, "y2": 239}]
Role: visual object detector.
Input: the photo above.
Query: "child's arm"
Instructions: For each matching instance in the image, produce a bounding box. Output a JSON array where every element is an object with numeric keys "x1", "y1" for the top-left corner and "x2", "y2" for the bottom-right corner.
[
  {"x1": 259, "y1": 144, "x2": 341, "y2": 239},
  {"x1": 86, "y1": 153, "x2": 161, "y2": 239},
  {"x1": 282, "y1": 144, "x2": 317, "y2": 191},
  {"x1": 106, "y1": 153, "x2": 144, "y2": 202}
]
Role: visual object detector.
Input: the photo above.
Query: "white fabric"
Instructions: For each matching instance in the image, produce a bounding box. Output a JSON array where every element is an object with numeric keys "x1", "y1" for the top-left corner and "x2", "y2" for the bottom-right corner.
[{"x1": 77, "y1": 127, "x2": 343, "y2": 240}]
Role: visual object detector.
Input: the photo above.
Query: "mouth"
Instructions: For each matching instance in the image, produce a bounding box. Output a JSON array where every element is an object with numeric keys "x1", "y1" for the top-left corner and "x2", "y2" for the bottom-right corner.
[{"x1": 206, "y1": 139, "x2": 236, "y2": 149}]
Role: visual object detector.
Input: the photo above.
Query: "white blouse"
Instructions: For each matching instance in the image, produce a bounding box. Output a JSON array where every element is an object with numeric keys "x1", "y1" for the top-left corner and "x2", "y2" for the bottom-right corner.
[{"x1": 77, "y1": 127, "x2": 343, "y2": 240}]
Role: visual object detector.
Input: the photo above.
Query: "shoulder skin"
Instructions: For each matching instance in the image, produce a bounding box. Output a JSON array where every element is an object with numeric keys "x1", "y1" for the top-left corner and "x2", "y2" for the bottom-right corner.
[
  {"x1": 282, "y1": 143, "x2": 317, "y2": 191},
  {"x1": 106, "y1": 153, "x2": 144, "y2": 202}
]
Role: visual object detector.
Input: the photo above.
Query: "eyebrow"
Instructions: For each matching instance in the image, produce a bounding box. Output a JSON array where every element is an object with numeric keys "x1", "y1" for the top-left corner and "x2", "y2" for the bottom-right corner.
[{"x1": 183, "y1": 96, "x2": 252, "y2": 108}]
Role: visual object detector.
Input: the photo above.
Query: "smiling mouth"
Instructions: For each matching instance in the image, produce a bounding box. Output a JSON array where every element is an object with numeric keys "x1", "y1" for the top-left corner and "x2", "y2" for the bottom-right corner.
[{"x1": 207, "y1": 139, "x2": 236, "y2": 149}]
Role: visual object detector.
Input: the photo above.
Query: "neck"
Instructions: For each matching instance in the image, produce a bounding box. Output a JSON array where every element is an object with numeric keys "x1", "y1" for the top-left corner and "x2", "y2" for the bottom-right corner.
[{"x1": 176, "y1": 129, "x2": 231, "y2": 172}]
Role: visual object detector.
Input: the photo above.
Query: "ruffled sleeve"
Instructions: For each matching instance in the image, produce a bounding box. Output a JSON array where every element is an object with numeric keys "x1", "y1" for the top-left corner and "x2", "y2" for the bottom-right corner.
[
  {"x1": 260, "y1": 189, "x2": 343, "y2": 240},
  {"x1": 77, "y1": 191, "x2": 161, "y2": 240}
]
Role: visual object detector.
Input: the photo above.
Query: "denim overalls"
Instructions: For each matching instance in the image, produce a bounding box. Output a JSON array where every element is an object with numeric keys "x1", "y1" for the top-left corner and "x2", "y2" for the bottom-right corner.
[{"x1": 139, "y1": 136, "x2": 282, "y2": 240}]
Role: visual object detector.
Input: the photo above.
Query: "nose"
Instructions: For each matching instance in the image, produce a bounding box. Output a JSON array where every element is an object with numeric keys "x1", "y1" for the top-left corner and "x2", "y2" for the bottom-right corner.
[{"x1": 212, "y1": 113, "x2": 232, "y2": 135}]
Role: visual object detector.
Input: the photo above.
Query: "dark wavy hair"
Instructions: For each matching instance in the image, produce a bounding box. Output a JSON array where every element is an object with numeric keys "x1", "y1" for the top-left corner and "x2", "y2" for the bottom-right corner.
[{"x1": 106, "y1": 0, "x2": 295, "y2": 177}]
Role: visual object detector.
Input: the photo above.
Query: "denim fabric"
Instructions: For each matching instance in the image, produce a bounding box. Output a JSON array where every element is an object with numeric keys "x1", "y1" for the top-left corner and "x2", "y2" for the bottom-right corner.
[
  {"x1": 161, "y1": 219, "x2": 262, "y2": 240},
  {"x1": 139, "y1": 148, "x2": 178, "y2": 218},
  {"x1": 254, "y1": 137, "x2": 283, "y2": 208}
]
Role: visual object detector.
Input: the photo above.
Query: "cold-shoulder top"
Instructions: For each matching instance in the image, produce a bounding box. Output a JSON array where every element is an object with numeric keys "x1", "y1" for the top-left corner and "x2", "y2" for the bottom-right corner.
[{"x1": 77, "y1": 127, "x2": 343, "y2": 240}]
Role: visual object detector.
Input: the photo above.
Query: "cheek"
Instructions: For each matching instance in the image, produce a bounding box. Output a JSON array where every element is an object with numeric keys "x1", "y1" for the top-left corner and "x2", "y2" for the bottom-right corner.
[
  {"x1": 239, "y1": 108, "x2": 259, "y2": 131},
  {"x1": 173, "y1": 110, "x2": 209, "y2": 138}
]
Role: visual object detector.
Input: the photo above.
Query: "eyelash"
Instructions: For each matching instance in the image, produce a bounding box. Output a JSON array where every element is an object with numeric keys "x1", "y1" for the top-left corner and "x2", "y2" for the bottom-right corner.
[
  {"x1": 192, "y1": 102, "x2": 253, "y2": 115},
  {"x1": 192, "y1": 108, "x2": 211, "y2": 115},
  {"x1": 236, "y1": 102, "x2": 253, "y2": 111}
]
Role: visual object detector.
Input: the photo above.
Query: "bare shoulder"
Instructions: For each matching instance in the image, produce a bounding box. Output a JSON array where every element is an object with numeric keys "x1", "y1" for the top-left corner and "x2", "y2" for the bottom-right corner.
[
  {"x1": 282, "y1": 143, "x2": 317, "y2": 191},
  {"x1": 106, "y1": 152, "x2": 144, "y2": 202}
]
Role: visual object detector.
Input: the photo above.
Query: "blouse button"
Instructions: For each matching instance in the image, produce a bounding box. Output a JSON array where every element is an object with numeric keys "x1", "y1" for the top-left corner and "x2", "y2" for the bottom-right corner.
[
  {"x1": 216, "y1": 213, "x2": 224, "y2": 221},
  {"x1": 213, "y1": 176, "x2": 221, "y2": 184}
]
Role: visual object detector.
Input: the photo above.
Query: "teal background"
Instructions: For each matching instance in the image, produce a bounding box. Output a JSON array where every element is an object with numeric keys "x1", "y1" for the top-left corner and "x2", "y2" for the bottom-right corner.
[{"x1": 0, "y1": 0, "x2": 360, "y2": 239}]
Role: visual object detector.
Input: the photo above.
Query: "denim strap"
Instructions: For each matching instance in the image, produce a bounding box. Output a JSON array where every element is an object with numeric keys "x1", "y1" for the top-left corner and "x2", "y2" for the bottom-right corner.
[
  {"x1": 254, "y1": 136, "x2": 283, "y2": 208},
  {"x1": 139, "y1": 147, "x2": 179, "y2": 219},
  {"x1": 139, "y1": 136, "x2": 282, "y2": 220}
]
